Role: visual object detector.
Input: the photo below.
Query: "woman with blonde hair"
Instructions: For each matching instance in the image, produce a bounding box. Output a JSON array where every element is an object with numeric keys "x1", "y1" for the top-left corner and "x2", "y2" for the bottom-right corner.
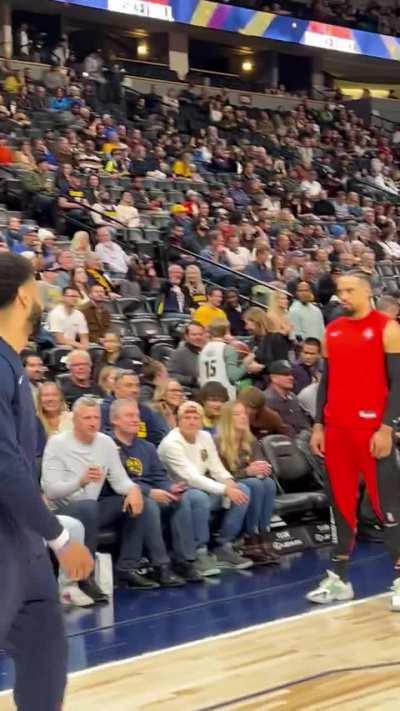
[
  {"x1": 151, "y1": 379, "x2": 185, "y2": 430},
  {"x1": 70, "y1": 231, "x2": 93, "y2": 265},
  {"x1": 36, "y1": 381, "x2": 73, "y2": 453},
  {"x1": 267, "y1": 290, "x2": 293, "y2": 337},
  {"x1": 98, "y1": 365, "x2": 118, "y2": 396},
  {"x1": 184, "y1": 264, "x2": 207, "y2": 308},
  {"x1": 244, "y1": 306, "x2": 290, "y2": 374},
  {"x1": 216, "y1": 401, "x2": 278, "y2": 565}
]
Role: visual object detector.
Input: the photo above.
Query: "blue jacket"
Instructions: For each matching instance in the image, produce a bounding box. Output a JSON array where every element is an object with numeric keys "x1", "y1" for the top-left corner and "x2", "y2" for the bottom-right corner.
[
  {"x1": 101, "y1": 395, "x2": 168, "y2": 446},
  {"x1": 0, "y1": 338, "x2": 61, "y2": 546},
  {"x1": 114, "y1": 436, "x2": 172, "y2": 495}
]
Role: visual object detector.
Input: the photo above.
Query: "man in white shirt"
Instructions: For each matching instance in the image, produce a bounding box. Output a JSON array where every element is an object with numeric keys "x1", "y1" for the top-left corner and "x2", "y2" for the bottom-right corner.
[
  {"x1": 225, "y1": 232, "x2": 251, "y2": 272},
  {"x1": 42, "y1": 396, "x2": 170, "y2": 594},
  {"x1": 158, "y1": 401, "x2": 253, "y2": 570},
  {"x1": 94, "y1": 225, "x2": 130, "y2": 276},
  {"x1": 300, "y1": 170, "x2": 322, "y2": 199},
  {"x1": 47, "y1": 286, "x2": 89, "y2": 348}
]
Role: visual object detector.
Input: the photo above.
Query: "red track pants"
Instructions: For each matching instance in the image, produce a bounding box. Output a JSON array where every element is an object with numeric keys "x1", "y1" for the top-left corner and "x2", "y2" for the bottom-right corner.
[{"x1": 324, "y1": 426, "x2": 400, "y2": 560}]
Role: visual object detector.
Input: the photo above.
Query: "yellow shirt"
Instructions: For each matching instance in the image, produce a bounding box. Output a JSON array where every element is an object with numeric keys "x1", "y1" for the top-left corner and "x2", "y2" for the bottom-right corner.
[
  {"x1": 172, "y1": 160, "x2": 192, "y2": 178},
  {"x1": 4, "y1": 75, "x2": 21, "y2": 94},
  {"x1": 193, "y1": 305, "x2": 226, "y2": 328}
]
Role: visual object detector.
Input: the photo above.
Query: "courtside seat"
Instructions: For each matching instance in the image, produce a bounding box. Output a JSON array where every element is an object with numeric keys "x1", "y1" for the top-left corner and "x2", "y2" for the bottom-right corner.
[{"x1": 260, "y1": 435, "x2": 327, "y2": 516}]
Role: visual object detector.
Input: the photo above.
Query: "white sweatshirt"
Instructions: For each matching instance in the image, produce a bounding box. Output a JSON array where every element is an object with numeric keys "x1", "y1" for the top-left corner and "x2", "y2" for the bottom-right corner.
[{"x1": 158, "y1": 428, "x2": 232, "y2": 496}]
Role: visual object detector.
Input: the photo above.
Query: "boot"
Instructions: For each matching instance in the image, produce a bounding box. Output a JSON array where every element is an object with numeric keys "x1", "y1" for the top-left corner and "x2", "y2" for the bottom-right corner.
[
  {"x1": 241, "y1": 534, "x2": 271, "y2": 566},
  {"x1": 258, "y1": 532, "x2": 280, "y2": 565}
]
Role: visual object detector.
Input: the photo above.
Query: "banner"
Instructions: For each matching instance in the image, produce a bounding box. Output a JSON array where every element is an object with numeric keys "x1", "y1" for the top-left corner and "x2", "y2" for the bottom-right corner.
[{"x1": 55, "y1": 0, "x2": 400, "y2": 62}]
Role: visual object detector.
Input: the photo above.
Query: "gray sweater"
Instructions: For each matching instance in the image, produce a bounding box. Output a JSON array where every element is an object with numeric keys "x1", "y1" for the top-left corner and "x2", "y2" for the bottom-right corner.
[
  {"x1": 168, "y1": 342, "x2": 199, "y2": 387},
  {"x1": 42, "y1": 430, "x2": 135, "y2": 508}
]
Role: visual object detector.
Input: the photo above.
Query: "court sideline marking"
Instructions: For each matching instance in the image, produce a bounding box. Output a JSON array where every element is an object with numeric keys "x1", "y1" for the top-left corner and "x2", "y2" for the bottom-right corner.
[{"x1": 0, "y1": 591, "x2": 387, "y2": 698}]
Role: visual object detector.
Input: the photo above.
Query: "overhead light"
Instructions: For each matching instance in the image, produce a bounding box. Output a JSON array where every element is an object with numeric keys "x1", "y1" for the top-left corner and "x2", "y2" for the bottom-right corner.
[
  {"x1": 242, "y1": 59, "x2": 254, "y2": 72},
  {"x1": 137, "y1": 41, "x2": 149, "y2": 58}
]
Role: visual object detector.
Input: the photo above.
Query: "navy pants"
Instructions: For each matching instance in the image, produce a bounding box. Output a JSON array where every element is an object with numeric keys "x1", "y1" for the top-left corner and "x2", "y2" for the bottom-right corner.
[{"x1": 0, "y1": 525, "x2": 67, "y2": 711}]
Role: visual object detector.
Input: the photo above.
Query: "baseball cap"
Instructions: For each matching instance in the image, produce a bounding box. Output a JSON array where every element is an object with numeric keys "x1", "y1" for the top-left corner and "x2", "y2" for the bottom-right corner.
[
  {"x1": 269, "y1": 360, "x2": 293, "y2": 375},
  {"x1": 20, "y1": 225, "x2": 38, "y2": 237},
  {"x1": 177, "y1": 401, "x2": 204, "y2": 418}
]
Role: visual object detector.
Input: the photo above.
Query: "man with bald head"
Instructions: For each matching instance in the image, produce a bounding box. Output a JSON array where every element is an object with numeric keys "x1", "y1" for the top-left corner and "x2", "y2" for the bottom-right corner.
[{"x1": 308, "y1": 272, "x2": 400, "y2": 610}]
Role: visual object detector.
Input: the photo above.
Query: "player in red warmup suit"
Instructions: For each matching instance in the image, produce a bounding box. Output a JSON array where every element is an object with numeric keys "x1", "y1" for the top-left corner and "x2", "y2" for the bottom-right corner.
[{"x1": 307, "y1": 273, "x2": 400, "y2": 610}]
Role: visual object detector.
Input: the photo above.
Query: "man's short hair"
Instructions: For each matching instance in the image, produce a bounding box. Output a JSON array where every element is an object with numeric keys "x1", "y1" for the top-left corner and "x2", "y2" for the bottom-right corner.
[
  {"x1": 207, "y1": 286, "x2": 223, "y2": 297},
  {"x1": 184, "y1": 321, "x2": 205, "y2": 336},
  {"x1": 66, "y1": 349, "x2": 91, "y2": 368},
  {"x1": 197, "y1": 381, "x2": 229, "y2": 404},
  {"x1": 302, "y1": 337, "x2": 321, "y2": 350},
  {"x1": 72, "y1": 396, "x2": 100, "y2": 413},
  {"x1": 208, "y1": 318, "x2": 230, "y2": 338},
  {"x1": 21, "y1": 349, "x2": 43, "y2": 367},
  {"x1": 109, "y1": 397, "x2": 139, "y2": 422},
  {"x1": 62, "y1": 286, "x2": 79, "y2": 295},
  {"x1": 0, "y1": 253, "x2": 34, "y2": 310}
]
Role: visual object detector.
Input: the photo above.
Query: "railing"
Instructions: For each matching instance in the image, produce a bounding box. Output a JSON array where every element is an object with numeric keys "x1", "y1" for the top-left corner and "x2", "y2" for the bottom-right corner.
[{"x1": 0, "y1": 164, "x2": 290, "y2": 297}]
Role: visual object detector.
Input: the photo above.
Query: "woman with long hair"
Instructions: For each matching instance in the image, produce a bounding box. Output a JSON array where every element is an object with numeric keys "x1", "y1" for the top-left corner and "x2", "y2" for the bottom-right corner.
[
  {"x1": 98, "y1": 365, "x2": 119, "y2": 396},
  {"x1": 184, "y1": 264, "x2": 206, "y2": 309},
  {"x1": 70, "y1": 231, "x2": 93, "y2": 266},
  {"x1": 37, "y1": 381, "x2": 72, "y2": 441},
  {"x1": 216, "y1": 401, "x2": 278, "y2": 565},
  {"x1": 267, "y1": 291, "x2": 293, "y2": 337},
  {"x1": 69, "y1": 266, "x2": 90, "y2": 305},
  {"x1": 93, "y1": 331, "x2": 143, "y2": 380},
  {"x1": 244, "y1": 306, "x2": 290, "y2": 374},
  {"x1": 151, "y1": 379, "x2": 185, "y2": 430}
]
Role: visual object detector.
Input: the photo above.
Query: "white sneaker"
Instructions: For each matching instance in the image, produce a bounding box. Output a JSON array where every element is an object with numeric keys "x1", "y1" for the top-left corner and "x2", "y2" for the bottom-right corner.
[
  {"x1": 390, "y1": 577, "x2": 400, "y2": 611},
  {"x1": 306, "y1": 570, "x2": 354, "y2": 605},
  {"x1": 60, "y1": 584, "x2": 94, "y2": 607}
]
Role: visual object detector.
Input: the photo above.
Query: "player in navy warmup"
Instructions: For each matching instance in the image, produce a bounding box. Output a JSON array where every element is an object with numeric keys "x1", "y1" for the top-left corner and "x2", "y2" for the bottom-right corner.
[{"x1": 0, "y1": 253, "x2": 93, "y2": 710}]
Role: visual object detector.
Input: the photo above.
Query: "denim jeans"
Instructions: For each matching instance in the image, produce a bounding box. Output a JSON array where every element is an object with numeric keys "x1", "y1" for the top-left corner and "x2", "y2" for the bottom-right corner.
[
  {"x1": 239, "y1": 477, "x2": 277, "y2": 534},
  {"x1": 56, "y1": 515, "x2": 85, "y2": 587},
  {"x1": 209, "y1": 482, "x2": 250, "y2": 545},
  {"x1": 166, "y1": 488, "x2": 211, "y2": 561}
]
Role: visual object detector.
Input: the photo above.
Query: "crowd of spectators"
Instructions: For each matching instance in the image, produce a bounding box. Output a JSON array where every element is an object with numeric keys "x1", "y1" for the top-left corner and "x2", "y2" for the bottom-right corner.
[
  {"x1": 0, "y1": 49, "x2": 399, "y2": 609},
  {"x1": 224, "y1": 0, "x2": 400, "y2": 38}
]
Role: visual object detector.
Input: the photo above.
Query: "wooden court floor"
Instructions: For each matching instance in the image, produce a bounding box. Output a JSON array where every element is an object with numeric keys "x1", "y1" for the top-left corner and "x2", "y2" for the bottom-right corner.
[{"x1": 1, "y1": 594, "x2": 400, "y2": 710}]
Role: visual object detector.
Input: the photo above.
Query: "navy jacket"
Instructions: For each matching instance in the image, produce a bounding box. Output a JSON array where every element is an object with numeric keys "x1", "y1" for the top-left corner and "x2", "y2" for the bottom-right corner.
[
  {"x1": 101, "y1": 395, "x2": 168, "y2": 446},
  {"x1": 0, "y1": 338, "x2": 61, "y2": 547},
  {"x1": 114, "y1": 436, "x2": 172, "y2": 495}
]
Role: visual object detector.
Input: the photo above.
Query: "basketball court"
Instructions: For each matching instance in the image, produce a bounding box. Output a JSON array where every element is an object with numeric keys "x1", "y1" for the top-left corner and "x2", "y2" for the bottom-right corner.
[{"x1": 1, "y1": 544, "x2": 399, "y2": 710}]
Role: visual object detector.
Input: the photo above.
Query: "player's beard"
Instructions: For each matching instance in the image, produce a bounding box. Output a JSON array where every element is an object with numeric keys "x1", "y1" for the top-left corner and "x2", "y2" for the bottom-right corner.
[
  {"x1": 27, "y1": 300, "x2": 43, "y2": 339},
  {"x1": 342, "y1": 305, "x2": 355, "y2": 316}
]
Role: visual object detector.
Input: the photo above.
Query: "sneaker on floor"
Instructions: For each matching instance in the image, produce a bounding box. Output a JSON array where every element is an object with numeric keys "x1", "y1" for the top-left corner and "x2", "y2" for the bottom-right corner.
[
  {"x1": 390, "y1": 577, "x2": 400, "y2": 611},
  {"x1": 195, "y1": 548, "x2": 221, "y2": 577},
  {"x1": 60, "y1": 584, "x2": 94, "y2": 608},
  {"x1": 173, "y1": 561, "x2": 205, "y2": 583},
  {"x1": 306, "y1": 570, "x2": 354, "y2": 605},
  {"x1": 116, "y1": 568, "x2": 160, "y2": 590},
  {"x1": 79, "y1": 577, "x2": 109, "y2": 604},
  {"x1": 151, "y1": 564, "x2": 186, "y2": 588},
  {"x1": 215, "y1": 543, "x2": 253, "y2": 570}
]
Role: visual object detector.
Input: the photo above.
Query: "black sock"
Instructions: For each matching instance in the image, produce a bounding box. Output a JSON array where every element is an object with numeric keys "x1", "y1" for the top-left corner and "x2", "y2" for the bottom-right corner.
[{"x1": 331, "y1": 557, "x2": 349, "y2": 582}]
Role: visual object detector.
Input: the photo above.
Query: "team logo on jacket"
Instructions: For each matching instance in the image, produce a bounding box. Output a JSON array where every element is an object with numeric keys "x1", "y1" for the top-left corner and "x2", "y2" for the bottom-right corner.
[
  {"x1": 201, "y1": 449, "x2": 208, "y2": 462},
  {"x1": 138, "y1": 421, "x2": 147, "y2": 438},
  {"x1": 125, "y1": 457, "x2": 143, "y2": 477}
]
